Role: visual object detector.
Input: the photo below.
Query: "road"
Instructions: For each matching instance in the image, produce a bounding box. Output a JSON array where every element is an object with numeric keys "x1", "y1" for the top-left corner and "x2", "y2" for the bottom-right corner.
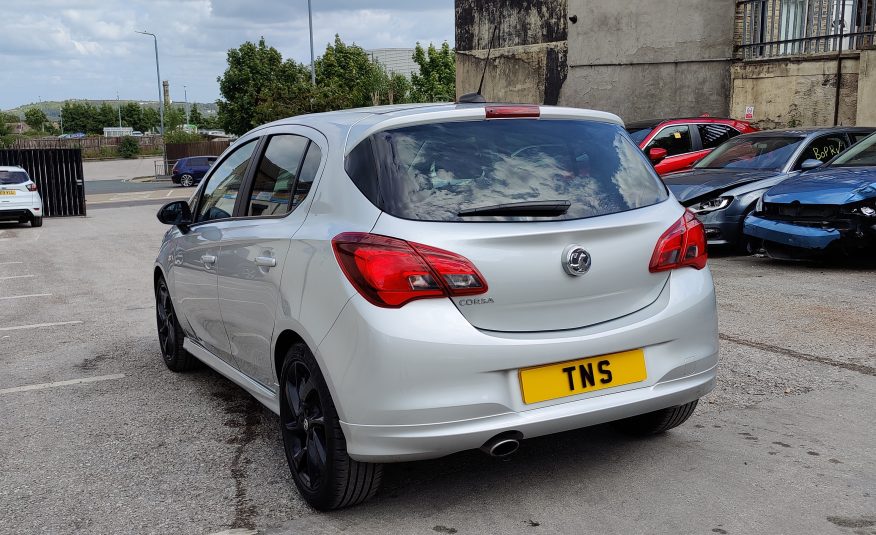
[{"x1": 0, "y1": 205, "x2": 874, "y2": 535}]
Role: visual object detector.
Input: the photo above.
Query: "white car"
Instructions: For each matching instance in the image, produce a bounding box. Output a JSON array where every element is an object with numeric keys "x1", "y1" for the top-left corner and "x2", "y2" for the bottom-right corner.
[
  {"x1": 154, "y1": 103, "x2": 719, "y2": 510},
  {"x1": 0, "y1": 166, "x2": 43, "y2": 227}
]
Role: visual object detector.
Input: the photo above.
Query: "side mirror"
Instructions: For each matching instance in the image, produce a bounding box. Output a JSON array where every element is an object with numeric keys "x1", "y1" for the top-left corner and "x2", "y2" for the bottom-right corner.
[
  {"x1": 157, "y1": 200, "x2": 193, "y2": 230},
  {"x1": 800, "y1": 159, "x2": 822, "y2": 171},
  {"x1": 648, "y1": 147, "x2": 668, "y2": 164}
]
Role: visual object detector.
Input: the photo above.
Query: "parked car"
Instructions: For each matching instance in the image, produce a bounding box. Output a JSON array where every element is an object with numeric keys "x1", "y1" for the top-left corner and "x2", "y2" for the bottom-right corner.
[
  {"x1": 58, "y1": 132, "x2": 85, "y2": 139},
  {"x1": 171, "y1": 156, "x2": 217, "y2": 187},
  {"x1": 626, "y1": 117, "x2": 758, "y2": 176},
  {"x1": 662, "y1": 127, "x2": 875, "y2": 250},
  {"x1": 153, "y1": 103, "x2": 719, "y2": 510},
  {"x1": 744, "y1": 131, "x2": 876, "y2": 259},
  {"x1": 131, "y1": 131, "x2": 144, "y2": 137},
  {"x1": 0, "y1": 166, "x2": 43, "y2": 227}
]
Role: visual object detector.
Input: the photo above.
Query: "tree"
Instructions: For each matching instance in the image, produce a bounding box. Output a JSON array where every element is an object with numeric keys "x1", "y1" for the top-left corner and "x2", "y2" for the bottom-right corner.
[
  {"x1": 410, "y1": 42, "x2": 455, "y2": 103},
  {"x1": 24, "y1": 107, "x2": 48, "y2": 132},
  {"x1": 315, "y1": 35, "x2": 384, "y2": 110},
  {"x1": 118, "y1": 136, "x2": 140, "y2": 158},
  {"x1": 189, "y1": 104, "x2": 204, "y2": 126},
  {"x1": 60, "y1": 101, "x2": 98, "y2": 134},
  {"x1": 97, "y1": 102, "x2": 117, "y2": 129},
  {"x1": 164, "y1": 105, "x2": 186, "y2": 132},
  {"x1": 216, "y1": 37, "x2": 313, "y2": 136},
  {"x1": 121, "y1": 102, "x2": 144, "y2": 132},
  {"x1": 387, "y1": 72, "x2": 412, "y2": 105},
  {"x1": 142, "y1": 107, "x2": 160, "y2": 132}
]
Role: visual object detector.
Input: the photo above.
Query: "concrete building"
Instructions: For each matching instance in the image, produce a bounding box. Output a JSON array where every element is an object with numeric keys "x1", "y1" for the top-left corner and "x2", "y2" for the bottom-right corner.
[
  {"x1": 366, "y1": 48, "x2": 419, "y2": 77},
  {"x1": 455, "y1": 0, "x2": 876, "y2": 127}
]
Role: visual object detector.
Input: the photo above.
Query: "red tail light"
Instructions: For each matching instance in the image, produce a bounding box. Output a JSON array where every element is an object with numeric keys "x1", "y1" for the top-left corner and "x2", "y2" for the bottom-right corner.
[
  {"x1": 26, "y1": 183, "x2": 37, "y2": 192},
  {"x1": 649, "y1": 210, "x2": 708, "y2": 272},
  {"x1": 332, "y1": 233, "x2": 488, "y2": 308}
]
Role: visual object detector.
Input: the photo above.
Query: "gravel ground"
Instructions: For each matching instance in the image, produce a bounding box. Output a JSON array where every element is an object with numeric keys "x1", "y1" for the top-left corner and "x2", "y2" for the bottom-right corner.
[{"x1": 0, "y1": 206, "x2": 873, "y2": 535}]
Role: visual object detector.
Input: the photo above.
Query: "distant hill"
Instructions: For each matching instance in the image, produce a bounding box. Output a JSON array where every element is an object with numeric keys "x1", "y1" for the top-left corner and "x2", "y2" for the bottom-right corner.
[{"x1": 3, "y1": 100, "x2": 219, "y2": 122}]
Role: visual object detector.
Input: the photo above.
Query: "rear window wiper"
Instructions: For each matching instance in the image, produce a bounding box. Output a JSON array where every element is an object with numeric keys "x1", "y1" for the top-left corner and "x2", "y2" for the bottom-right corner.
[{"x1": 457, "y1": 200, "x2": 571, "y2": 217}]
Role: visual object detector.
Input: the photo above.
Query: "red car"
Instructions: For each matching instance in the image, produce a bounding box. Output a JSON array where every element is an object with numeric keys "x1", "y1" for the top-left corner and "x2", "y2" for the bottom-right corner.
[{"x1": 626, "y1": 117, "x2": 758, "y2": 176}]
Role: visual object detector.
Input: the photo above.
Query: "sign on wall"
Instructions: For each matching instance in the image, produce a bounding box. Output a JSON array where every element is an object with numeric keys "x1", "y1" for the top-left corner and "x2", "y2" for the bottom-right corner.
[{"x1": 744, "y1": 106, "x2": 755, "y2": 120}]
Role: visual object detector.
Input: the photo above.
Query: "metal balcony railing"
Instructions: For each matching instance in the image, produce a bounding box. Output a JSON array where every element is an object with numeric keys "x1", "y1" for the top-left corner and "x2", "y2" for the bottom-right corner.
[{"x1": 737, "y1": 0, "x2": 876, "y2": 59}]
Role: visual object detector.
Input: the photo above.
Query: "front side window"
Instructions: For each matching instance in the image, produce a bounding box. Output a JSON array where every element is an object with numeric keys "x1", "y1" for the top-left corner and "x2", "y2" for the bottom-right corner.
[
  {"x1": 246, "y1": 135, "x2": 322, "y2": 217},
  {"x1": 196, "y1": 140, "x2": 257, "y2": 223},
  {"x1": 647, "y1": 125, "x2": 692, "y2": 157},
  {"x1": 695, "y1": 136, "x2": 804, "y2": 171},
  {"x1": 698, "y1": 124, "x2": 738, "y2": 150},
  {"x1": 795, "y1": 135, "x2": 848, "y2": 168},
  {"x1": 347, "y1": 119, "x2": 668, "y2": 222},
  {"x1": 832, "y1": 132, "x2": 876, "y2": 167}
]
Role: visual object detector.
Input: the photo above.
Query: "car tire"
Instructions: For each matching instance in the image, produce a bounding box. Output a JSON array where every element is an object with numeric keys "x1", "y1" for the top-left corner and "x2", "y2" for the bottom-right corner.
[
  {"x1": 613, "y1": 399, "x2": 699, "y2": 436},
  {"x1": 180, "y1": 174, "x2": 195, "y2": 187},
  {"x1": 30, "y1": 216, "x2": 43, "y2": 228},
  {"x1": 155, "y1": 277, "x2": 199, "y2": 372},
  {"x1": 280, "y1": 343, "x2": 382, "y2": 510}
]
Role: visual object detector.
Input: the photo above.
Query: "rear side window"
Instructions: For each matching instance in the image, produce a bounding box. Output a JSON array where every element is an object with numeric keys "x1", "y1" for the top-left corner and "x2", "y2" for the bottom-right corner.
[
  {"x1": 698, "y1": 124, "x2": 738, "y2": 150},
  {"x1": 346, "y1": 119, "x2": 667, "y2": 222},
  {"x1": 0, "y1": 170, "x2": 29, "y2": 184}
]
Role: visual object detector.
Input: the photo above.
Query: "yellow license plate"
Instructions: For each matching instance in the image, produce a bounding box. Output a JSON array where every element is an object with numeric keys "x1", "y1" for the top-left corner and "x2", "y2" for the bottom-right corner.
[
  {"x1": 0, "y1": 190, "x2": 15, "y2": 195},
  {"x1": 519, "y1": 349, "x2": 647, "y2": 404}
]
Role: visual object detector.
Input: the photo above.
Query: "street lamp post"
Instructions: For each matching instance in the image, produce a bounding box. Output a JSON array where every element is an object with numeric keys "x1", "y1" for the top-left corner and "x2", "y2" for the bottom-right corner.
[
  {"x1": 136, "y1": 30, "x2": 166, "y2": 173},
  {"x1": 184, "y1": 85, "x2": 189, "y2": 124},
  {"x1": 307, "y1": 0, "x2": 316, "y2": 85}
]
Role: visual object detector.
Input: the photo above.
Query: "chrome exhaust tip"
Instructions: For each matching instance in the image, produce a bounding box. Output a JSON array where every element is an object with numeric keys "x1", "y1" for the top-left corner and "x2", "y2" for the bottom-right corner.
[{"x1": 480, "y1": 431, "x2": 523, "y2": 457}]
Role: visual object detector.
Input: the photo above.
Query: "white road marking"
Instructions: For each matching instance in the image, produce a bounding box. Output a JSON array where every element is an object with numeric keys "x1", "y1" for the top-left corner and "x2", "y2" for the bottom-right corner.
[
  {"x1": 0, "y1": 374, "x2": 126, "y2": 395},
  {"x1": 165, "y1": 190, "x2": 173, "y2": 197},
  {"x1": 0, "y1": 321, "x2": 82, "y2": 332},
  {"x1": 0, "y1": 261, "x2": 23, "y2": 265},
  {"x1": 207, "y1": 530, "x2": 259, "y2": 535},
  {"x1": 0, "y1": 293, "x2": 52, "y2": 300},
  {"x1": 0, "y1": 275, "x2": 34, "y2": 281}
]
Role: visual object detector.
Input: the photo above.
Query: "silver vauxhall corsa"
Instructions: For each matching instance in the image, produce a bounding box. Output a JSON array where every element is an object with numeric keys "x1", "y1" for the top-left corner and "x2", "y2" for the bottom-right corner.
[{"x1": 154, "y1": 103, "x2": 719, "y2": 510}]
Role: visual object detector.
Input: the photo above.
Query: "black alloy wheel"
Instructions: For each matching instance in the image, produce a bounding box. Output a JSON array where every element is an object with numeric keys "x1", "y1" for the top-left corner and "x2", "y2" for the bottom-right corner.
[
  {"x1": 279, "y1": 345, "x2": 382, "y2": 510},
  {"x1": 282, "y1": 360, "x2": 329, "y2": 492},
  {"x1": 155, "y1": 277, "x2": 197, "y2": 371}
]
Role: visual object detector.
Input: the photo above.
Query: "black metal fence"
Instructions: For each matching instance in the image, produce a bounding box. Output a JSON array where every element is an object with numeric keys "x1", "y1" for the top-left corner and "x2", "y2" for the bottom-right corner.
[
  {"x1": 0, "y1": 149, "x2": 86, "y2": 217},
  {"x1": 738, "y1": 0, "x2": 876, "y2": 59}
]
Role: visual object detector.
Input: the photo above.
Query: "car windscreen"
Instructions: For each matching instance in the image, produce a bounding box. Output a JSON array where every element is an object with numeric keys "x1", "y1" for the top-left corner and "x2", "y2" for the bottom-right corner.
[
  {"x1": 347, "y1": 119, "x2": 668, "y2": 222},
  {"x1": 626, "y1": 127, "x2": 653, "y2": 145},
  {"x1": 0, "y1": 170, "x2": 29, "y2": 184},
  {"x1": 694, "y1": 136, "x2": 804, "y2": 171},
  {"x1": 831, "y1": 132, "x2": 876, "y2": 167}
]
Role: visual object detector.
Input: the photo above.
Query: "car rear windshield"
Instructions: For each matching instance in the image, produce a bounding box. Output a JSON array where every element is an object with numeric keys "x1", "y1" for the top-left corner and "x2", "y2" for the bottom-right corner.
[
  {"x1": 346, "y1": 119, "x2": 668, "y2": 222},
  {"x1": 695, "y1": 136, "x2": 803, "y2": 171},
  {"x1": 0, "y1": 170, "x2": 29, "y2": 185}
]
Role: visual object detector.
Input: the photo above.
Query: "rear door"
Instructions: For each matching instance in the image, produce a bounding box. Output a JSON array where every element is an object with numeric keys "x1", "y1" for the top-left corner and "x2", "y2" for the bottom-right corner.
[
  {"x1": 359, "y1": 116, "x2": 679, "y2": 332},
  {"x1": 216, "y1": 129, "x2": 325, "y2": 388}
]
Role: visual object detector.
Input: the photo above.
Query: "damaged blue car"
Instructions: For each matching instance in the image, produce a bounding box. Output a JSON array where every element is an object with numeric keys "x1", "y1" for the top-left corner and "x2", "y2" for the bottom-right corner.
[{"x1": 744, "y1": 132, "x2": 876, "y2": 259}]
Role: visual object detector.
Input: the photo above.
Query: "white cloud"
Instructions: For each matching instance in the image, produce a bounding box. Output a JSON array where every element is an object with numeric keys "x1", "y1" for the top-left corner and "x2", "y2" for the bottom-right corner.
[{"x1": 0, "y1": 0, "x2": 453, "y2": 109}]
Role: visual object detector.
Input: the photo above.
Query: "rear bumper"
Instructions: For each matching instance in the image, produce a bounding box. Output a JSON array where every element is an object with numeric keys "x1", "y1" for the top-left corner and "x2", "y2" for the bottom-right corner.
[
  {"x1": 0, "y1": 206, "x2": 41, "y2": 221},
  {"x1": 317, "y1": 267, "x2": 719, "y2": 463},
  {"x1": 743, "y1": 214, "x2": 840, "y2": 250}
]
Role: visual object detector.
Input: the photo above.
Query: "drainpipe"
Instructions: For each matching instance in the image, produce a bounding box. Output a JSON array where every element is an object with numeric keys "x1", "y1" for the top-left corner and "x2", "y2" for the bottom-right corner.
[{"x1": 833, "y1": 0, "x2": 847, "y2": 126}]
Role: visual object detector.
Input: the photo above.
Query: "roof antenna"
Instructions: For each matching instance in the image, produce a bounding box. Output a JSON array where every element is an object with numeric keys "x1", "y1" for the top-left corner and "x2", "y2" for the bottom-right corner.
[{"x1": 458, "y1": 26, "x2": 497, "y2": 104}]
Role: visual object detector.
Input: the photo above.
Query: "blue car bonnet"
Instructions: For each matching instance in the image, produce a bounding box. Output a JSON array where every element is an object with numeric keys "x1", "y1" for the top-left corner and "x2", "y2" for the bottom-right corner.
[{"x1": 763, "y1": 167, "x2": 876, "y2": 205}]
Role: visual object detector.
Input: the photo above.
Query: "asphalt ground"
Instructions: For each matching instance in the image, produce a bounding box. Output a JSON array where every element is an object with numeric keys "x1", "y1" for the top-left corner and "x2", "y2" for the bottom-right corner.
[{"x1": 0, "y1": 205, "x2": 874, "y2": 535}]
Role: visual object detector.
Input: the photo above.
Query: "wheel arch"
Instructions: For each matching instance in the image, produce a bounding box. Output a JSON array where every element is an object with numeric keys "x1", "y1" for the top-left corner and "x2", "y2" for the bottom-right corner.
[{"x1": 274, "y1": 329, "x2": 307, "y2": 383}]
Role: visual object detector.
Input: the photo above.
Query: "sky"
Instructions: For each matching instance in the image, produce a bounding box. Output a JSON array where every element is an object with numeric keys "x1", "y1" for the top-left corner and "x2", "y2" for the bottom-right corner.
[{"x1": 0, "y1": 0, "x2": 455, "y2": 110}]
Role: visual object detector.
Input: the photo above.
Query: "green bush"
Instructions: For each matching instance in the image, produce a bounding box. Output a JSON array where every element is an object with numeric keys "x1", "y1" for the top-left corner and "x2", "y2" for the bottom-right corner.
[
  {"x1": 119, "y1": 136, "x2": 140, "y2": 159},
  {"x1": 163, "y1": 130, "x2": 203, "y2": 144}
]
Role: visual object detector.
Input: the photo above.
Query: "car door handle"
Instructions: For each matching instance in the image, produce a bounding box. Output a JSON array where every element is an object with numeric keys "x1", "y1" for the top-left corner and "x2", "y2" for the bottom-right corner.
[
  {"x1": 255, "y1": 256, "x2": 276, "y2": 268},
  {"x1": 201, "y1": 255, "x2": 217, "y2": 265}
]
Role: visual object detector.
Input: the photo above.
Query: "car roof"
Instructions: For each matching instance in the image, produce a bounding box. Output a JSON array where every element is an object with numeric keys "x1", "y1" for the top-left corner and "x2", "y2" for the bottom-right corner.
[
  {"x1": 740, "y1": 126, "x2": 875, "y2": 138},
  {"x1": 625, "y1": 117, "x2": 745, "y2": 130},
  {"x1": 0, "y1": 166, "x2": 26, "y2": 172},
  {"x1": 246, "y1": 102, "x2": 625, "y2": 152}
]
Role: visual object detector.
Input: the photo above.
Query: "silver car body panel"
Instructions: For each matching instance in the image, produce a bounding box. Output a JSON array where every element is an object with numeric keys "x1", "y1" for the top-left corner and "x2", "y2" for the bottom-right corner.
[{"x1": 154, "y1": 103, "x2": 719, "y2": 462}]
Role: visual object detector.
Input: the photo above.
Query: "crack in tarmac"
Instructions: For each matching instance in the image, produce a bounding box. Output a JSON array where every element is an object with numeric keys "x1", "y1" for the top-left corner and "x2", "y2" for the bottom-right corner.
[{"x1": 720, "y1": 333, "x2": 876, "y2": 377}]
